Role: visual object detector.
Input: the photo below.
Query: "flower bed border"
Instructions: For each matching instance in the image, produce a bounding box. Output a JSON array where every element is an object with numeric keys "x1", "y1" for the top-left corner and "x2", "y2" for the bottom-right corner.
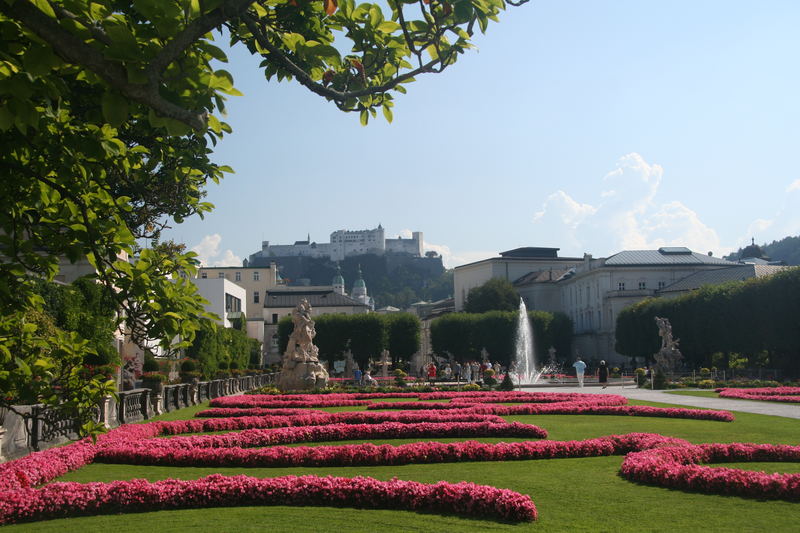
[
  {"x1": 0, "y1": 474, "x2": 538, "y2": 525},
  {"x1": 620, "y1": 442, "x2": 800, "y2": 500}
]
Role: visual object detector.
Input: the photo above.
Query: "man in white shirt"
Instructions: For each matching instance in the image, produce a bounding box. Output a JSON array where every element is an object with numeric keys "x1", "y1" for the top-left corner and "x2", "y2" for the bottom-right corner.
[{"x1": 573, "y1": 357, "x2": 587, "y2": 388}]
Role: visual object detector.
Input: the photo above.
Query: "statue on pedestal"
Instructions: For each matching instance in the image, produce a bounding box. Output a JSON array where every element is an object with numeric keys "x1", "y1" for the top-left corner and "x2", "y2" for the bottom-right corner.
[
  {"x1": 653, "y1": 316, "x2": 683, "y2": 377},
  {"x1": 377, "y1": 349, "x2": 392, "y2": 378},
  {"x1": 277, "y1": 299, "x2": 329, "y2": 391}
]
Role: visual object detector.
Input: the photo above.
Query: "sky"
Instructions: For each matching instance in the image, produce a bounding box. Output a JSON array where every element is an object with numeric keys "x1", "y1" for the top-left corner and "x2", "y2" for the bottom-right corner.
[{"x1": 163, "y1": 1, "x2": 800, "y2": 268}]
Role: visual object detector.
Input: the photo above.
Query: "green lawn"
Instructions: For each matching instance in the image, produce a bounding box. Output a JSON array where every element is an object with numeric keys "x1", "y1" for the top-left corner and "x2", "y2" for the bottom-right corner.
[
  {"x1": 663, "y1": 390, "x2": 720, "y2": 399},
  {"x1": 4, "y1": 399, "x2": 799, "y2": 533}
]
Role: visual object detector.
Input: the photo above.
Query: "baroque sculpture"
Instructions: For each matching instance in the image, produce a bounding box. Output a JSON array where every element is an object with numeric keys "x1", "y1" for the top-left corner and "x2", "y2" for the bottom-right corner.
[
  {"x1": 653, "y1": 316, "x2": 683, "y2": 376},
  {"x1": 277, "y1": 299, "x2": 329, "y2": 391}
]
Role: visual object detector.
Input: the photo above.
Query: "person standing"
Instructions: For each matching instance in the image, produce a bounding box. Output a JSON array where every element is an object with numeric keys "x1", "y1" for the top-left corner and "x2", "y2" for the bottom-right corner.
[
  {"x1": 463, "y1": 361, "x2": 472, "y2": 383},
  {"x1": 598, "y1": 360, "x2": 609, "y2": 389},
  {"x1": 353, "y1": 367, "x2": 362, "y2": 387},
  {"x1": 454, "y1": 361, "x2": 462, "y2": 383},
  {"x1": 443, "y1": 363, "x2": 452, "y2": 382},
  {"x1": 427, "y1": 362, "x2": 437, "y2": 384},
  {"x1": 573, "y1": 357, "x2": 587, "y2": 388}
]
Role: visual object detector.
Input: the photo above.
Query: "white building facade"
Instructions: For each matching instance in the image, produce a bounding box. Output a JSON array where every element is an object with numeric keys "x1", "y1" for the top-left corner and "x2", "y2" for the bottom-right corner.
[{"x1": 248, "y1": 225, "x2": 424, "y2": 263}]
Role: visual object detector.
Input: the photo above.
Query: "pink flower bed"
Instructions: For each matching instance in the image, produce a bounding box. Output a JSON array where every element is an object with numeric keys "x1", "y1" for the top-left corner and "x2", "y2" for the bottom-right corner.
[
  {"x1": 0, "y1": 474, "x2": 537, "y2": 525},
  {"x1": 119, "y1": 421, "x2": 548, "y2": 450},
  {"x1": 717, "y1": 387, "x2": 800, "y2": 403},
  {"x1": 95, "y1": 432, "x2": 685, "y2": 468},
  {"x1": 192, "y1": 409, "x2": 508, "y2": 426},
  {"x1": 0, "y1": 390, "x2": 761, "y2": 526},
  {"x1": 365, "y1": 401, "x2": 734, "y2": 421},
  {"x1": 620, "y1": 442, "x2": 800, "y2": 500},
  {"x1": 209, "y1": 397, "x2": 371, "y2": 408}
]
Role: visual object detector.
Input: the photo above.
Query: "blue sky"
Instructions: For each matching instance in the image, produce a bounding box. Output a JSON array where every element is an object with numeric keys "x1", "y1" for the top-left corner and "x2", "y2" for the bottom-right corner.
[{"x1": 163, "y1": 1, "x2": 800, "y2": 268}]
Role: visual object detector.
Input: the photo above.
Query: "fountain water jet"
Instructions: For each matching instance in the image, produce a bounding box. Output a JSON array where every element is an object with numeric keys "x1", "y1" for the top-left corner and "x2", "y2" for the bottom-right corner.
[{"x1": 513, "y1": 298, "x2": 539, "y2": 384}]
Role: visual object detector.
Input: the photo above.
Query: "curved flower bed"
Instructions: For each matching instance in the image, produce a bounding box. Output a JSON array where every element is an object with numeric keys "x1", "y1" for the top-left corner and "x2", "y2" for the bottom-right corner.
[
  {"x1": 365, "y1": 401, "x2": 734, "y2": 421},
  {"x1": 210, "y1": 397, "x2": 372, "y2": 408},
  {"x1": 95, "y1": 432, "x2": 686, "y2": 468},
  {"x1": 717, "y1": 387, "x2": 800, "y2": 403},
  {"x1": 121, "y1": 421, "x2": 548, "y2": 450},
  {"x1": 620, "y1": 442, "x2": 800, "y2": 500},
  {"x1": 0, "y1": 474, "x2": 537, "y2": 525}
]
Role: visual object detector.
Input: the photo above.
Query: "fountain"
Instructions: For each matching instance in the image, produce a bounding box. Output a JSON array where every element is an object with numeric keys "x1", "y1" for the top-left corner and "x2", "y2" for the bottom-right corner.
[
  {"x1": 513, "y1": 298, "x2": 539, "y2": 384},
  {"x1": 512, "y1": 299, "x2": 561, "y2": 386}
]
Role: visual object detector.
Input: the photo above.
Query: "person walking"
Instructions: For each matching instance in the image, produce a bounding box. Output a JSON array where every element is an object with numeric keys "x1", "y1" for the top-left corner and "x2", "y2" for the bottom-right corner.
[
  {"x1": 573, "y1": 357, "x2": 587, "y2": 388},
  {"x1": 598, "y1": 360, "x2": 609, "y2": 389},
  {"x1": 443, "y1": 364, "x2": 452, "y2": 382},
  {"x1": 454, "y1": 361, "x2": 462, "y2": 383}
]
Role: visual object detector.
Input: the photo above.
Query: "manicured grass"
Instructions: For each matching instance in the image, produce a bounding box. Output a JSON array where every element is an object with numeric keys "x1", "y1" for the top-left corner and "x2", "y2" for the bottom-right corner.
[
  {"x1": 664, "y1": 390, "x2": 720, "y2": 398},
  {"x1": 4, "y1": 399, "x2": 799, "y2": 532}
]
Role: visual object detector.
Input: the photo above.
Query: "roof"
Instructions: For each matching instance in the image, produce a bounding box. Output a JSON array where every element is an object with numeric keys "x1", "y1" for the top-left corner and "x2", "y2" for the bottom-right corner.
[
  {"x1": 605, "y1": 248, "x2": 734, "y2": 266},
  {"x1": 499, "y1": 247, "x2": 560, "y2": 258},
  {"x1": 264, "y1": 288, "x2": 368, "y2": 309},
  {"x1": 513, "y1": 268, "x2": 571, "y2": 286},
  {"x1": 658, "y1": 265, "x2": 788, "y2": 293}
]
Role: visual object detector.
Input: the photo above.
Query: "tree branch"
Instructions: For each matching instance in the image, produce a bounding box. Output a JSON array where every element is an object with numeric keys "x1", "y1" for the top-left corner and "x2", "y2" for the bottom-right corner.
[
  {"x1": 242, "y1": 14, "x2": 441, "y2": 102},
  {"x1": 148, "y1": 0, "x2": 255, "y2": 76},
  {"x1": 0, "y1": 0, "x2": 207, "y2": 130}
]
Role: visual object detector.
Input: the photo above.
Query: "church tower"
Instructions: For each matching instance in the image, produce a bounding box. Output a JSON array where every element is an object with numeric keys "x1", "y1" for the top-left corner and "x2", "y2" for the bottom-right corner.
[
  {"x1": 352, "y1": 265, "x2": 368, "y2": 304},
  {"x1": 332, "y1": 264, "x2": 345, "y2": 295}
]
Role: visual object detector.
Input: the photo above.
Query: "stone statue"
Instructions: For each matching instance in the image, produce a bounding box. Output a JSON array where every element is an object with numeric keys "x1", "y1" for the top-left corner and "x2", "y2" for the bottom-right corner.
[
  {"x1": 277, "y1": 299, "x2": 329, "y2": 391},
  {"x1": 653, "y1": 316, "x2": 683, "y2": 377},
  {"x1": 377, "y1": 349, "x2": 392, "y2": 378}
]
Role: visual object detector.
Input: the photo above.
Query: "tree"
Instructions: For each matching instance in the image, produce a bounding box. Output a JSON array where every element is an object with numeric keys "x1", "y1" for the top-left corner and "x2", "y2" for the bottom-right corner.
[
  {"x1": 384, "y1": 313, "x2": 421, "y2": 363},
  {"x1": 464, "y1": 278, "x2": 519, "y2": 313},
  {"x1": 0, "y1": 0, "x2": 526, "y2": 432}
]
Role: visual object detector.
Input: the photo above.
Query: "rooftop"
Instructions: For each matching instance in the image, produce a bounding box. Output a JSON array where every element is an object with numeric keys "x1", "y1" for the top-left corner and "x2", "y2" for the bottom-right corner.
[
  {"x1": 264, "y1": 287, "x2": 368, "y2": 309},
  {"x1": 604, "y1": 249, "x2": 734, "y2": 266},
  {"x1": 658, "y1": 265, "x2": 789, "y2": 293}
]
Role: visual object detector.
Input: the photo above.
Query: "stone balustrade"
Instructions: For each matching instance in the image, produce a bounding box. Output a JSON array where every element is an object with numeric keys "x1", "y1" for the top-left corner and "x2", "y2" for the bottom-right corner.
[{"x1": 0, "y1": 373, "x2": 277, "y2": 462}]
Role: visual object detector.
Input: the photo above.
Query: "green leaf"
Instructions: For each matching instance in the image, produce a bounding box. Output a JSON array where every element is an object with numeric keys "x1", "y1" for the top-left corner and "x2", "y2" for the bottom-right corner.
[
  {"x1": 382, "y1": 105, "x2": 393, "y2": 123},
  {"x1": 101, "y1": 92, "x2": 129, "y2": 127},
  {"x1": 359, "y1": 109, "x2": 368, "y2": 126},
  {"x1": 32, "y1": 0, "x2": 56, "y2": 18}
]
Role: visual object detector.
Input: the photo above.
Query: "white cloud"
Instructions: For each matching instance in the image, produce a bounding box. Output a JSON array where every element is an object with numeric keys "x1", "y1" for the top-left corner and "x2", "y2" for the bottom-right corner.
[
  {"x1": 191, "y1": 234, "x2": 242, "y2": 267},
  {"x1": 786, "y1": 179, "x2": 800, "y2": 192},
  {"x1": 531, "y1": 153, "x2": 724, "y2": 256}
]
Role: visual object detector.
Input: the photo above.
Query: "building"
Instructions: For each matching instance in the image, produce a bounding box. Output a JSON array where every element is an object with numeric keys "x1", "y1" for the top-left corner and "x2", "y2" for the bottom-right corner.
[
  {"x1": 559, "y1": 248, "x2": 737, "y2": 362},
  {"x1": 656, "y1": 264, "x2": 788, "y2": 299},
  {"x1": 453, "y1": 247, "x2": 583, "y2": 311},
  {"x1": 196, "y1": 264, "x2": 280, "y2": 345},
  {"x1": 454, "y1": 245, "x2": 788, "y2": 364},
  {"x1": 189, "y1": 277, "x2": 246, "y2": 329},
  {"x1": 247, "y1": 225, "x2": 425, "y2": 263}
]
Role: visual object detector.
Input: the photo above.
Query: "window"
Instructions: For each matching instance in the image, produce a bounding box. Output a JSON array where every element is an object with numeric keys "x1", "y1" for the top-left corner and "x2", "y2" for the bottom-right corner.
[
  {"x1": 200, "y1": 272, "x2": 207, "y2": 279},
  {"x1": 254, "y1": 291, "x2": 259, "y2": 304},
  {"x1": 618, "y1": 282, "x2": 625, "y2": 291},
  {"x1": 218, "y1": 272, "x2": 225, "y2": 279},
  {"x1": 638, "y1": 281, "x2": 646, "y2": 290},
  {"x1": 253, "y1": 271, "x2": 260, "y2": 281},
  {"x1": 658, "y1": 281, "x2": 666, "y2": 289},
  {"x1": 235, "y1": 272, "x2": 241, "y2": 282},
  {"x1": 272, "y1": 313, "x2": 278, "y2": 324}
]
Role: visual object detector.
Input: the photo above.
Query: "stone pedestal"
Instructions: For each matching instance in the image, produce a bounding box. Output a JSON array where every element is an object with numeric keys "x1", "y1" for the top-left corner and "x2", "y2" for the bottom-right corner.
[
  {"x1": 151, "y1": 393, "x2": 163, "y2": 416},
  {"x1": 0, "y1": 426, "x2": 6, "y2": 463}
]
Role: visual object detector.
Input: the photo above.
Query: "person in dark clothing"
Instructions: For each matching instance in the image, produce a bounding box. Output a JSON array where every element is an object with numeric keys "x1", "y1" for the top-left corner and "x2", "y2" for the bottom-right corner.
[{"x1": 598, "y1": 360, "x2": 609, "y2": 389}]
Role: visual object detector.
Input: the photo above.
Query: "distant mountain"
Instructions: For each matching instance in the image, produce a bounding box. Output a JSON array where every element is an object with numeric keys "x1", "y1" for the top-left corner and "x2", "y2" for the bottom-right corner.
[{"x1": 725, "y1": 235, "x2": 800, "y2": 265}]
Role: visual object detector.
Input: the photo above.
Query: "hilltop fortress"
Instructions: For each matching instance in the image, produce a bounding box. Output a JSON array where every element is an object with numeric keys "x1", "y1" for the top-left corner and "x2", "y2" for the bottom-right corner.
[{"x1": 246, "y1": 225, "x2": 424, "y2": 264}]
